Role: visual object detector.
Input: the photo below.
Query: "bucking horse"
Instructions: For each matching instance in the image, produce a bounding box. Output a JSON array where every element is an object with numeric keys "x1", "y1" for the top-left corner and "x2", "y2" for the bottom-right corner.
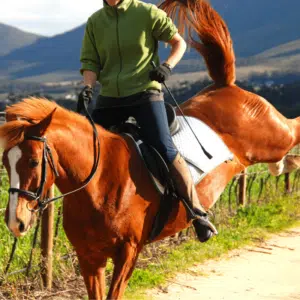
[{"x1": 0, "y1": 0, "x2": 299, "y2": 299}]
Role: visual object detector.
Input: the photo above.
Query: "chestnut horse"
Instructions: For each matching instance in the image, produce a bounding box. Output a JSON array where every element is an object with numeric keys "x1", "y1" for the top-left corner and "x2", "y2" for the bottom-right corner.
[
  {"x1": 160, "y1": 0, "x2": 300, "y2": 209},
  {"x1": 1, "y1": 0, "x2": 300, "y2": 299}
]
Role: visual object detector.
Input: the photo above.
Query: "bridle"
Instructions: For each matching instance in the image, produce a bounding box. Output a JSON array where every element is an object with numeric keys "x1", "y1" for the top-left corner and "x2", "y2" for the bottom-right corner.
[
  {"x1": 8, "y1": 104, "x2": 100, "y2": 212},
  {"x1": 9, "y1": 136, "x2": 59, "y2": 211}
]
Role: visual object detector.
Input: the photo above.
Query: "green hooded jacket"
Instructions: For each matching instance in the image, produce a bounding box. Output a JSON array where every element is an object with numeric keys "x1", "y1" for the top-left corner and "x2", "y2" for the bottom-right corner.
[{"x1": 80, "y1": 0, "x2": 177, "y2": 98}]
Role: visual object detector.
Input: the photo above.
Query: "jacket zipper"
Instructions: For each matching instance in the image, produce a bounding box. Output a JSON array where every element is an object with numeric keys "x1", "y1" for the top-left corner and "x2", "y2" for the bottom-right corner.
[{"x1": 115, "y1": 9, "x2": 122, "y2": 97}]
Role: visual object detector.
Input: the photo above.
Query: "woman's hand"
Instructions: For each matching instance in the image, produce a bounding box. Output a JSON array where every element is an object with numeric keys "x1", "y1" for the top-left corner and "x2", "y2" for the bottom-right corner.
[
  {"x1": 149, "y1": 63, "x2": 172, "y2": 83},
  {"x1": 77, "y1": 85, "x2": 94, "y2": 113}
]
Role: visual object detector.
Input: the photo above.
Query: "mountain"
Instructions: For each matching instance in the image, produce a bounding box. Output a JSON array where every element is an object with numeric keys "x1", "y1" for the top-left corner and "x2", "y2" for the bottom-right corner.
[
  {"x1": 252, "y1": 39, "x2": 300, "y2": 61},
  {"x1": 155, "y1": 0, "x2": 300, "y2": 58},
  {"x1": 0, "y1": 23, "x2": 41, "y2": 56},
  {"x1": 1, "y1": 0, "x2": 300, "y2": 81},
  {"x1": 211, "y1": 0, "x2": 300, "y2": 57},
  {"x1": 234, "y1": 39, "x2": 300, "y2": 82},
  {"x1": 0, "y1": 25, "x2": 85, "y2": 80}
]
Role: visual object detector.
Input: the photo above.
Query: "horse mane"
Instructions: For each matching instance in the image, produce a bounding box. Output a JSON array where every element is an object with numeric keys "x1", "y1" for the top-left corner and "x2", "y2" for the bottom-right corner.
[
  {"x1": 0, "y1": 97, "x2": 105, "y2": 150},
  {"x1": 5, "y1": 97, "x2": 59, "y2": 124},
  {"x1": 160, "y1": 0, "x2": 236, "y2": 86},
  {"x1": 0, "y1": 119, "x2": 29, "y2": 150}
]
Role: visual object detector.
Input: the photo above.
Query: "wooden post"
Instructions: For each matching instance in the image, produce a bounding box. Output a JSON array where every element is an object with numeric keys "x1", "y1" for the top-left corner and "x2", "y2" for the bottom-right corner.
[
  {"x1": 238, "y1": 170, "x2": 247, "y2": 206},
  {"x1": 285, "y1": 173, "x2": 291, "y2": 193},
  {"x1": 41, "y1": 185, "x2": 55, "y2": 290}
]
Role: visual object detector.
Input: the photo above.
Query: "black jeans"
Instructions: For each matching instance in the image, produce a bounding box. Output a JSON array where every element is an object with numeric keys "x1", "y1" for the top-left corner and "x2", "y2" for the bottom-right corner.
[{"x1": 92, "y1": 101, "x2": 178, "y2": 164}]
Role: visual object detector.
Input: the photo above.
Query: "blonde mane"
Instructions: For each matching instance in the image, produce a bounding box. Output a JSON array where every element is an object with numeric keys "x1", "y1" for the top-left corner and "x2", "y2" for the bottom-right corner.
[{"x1": 0, "y1": 97, "x2": 89, "y2": 150}]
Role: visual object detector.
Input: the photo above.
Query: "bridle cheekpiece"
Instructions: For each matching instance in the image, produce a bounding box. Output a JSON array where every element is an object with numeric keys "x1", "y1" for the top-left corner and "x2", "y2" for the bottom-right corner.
[{"x1": 8, "y1": 135, "x2": 59, "y2": 212}]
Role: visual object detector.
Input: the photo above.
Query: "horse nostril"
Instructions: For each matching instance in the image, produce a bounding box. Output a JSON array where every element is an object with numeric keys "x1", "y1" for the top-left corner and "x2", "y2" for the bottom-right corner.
[{"x1": 18, "y1": 221, "x2": 25, "y2": 233}]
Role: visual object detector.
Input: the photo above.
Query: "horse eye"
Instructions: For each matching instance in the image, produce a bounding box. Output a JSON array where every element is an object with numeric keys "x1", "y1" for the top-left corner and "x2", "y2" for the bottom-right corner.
[{"x1": 29, "y1": 159, "x2": 39, "y2": 168}]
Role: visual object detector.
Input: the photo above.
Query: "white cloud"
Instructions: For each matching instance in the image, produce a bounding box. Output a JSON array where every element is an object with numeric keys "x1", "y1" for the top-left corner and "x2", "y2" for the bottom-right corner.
[{"x1": 1, "y1": 0, "x2": 103, "y2": 36}]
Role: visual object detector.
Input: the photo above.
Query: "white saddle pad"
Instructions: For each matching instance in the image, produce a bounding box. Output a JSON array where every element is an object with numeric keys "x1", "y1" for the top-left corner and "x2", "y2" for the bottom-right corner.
[{"x1": 172, "y1": 116, "x2": 234, "y2": 184}]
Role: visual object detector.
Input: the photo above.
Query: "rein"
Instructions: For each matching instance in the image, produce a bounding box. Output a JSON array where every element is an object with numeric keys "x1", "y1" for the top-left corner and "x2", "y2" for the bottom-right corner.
[{"x1": 8, "y1": 104, "x2": 100, "y2": 212}]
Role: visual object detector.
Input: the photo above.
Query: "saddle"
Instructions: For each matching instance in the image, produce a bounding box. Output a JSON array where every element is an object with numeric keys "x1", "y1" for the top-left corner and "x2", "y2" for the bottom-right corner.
[
  {"x1": 117, "y1": 103, "x2": 233, "y2": 241},
  {"x1": 119, "y1": 103, "x2": 181, "y2": 241},
  {"x1": 121, "y1": 102, "x2": 180, "y2": 193}
]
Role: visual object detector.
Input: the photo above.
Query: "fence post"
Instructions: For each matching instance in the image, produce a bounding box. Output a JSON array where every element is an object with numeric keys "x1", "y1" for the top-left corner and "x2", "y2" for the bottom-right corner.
[
  {"x1": 238, "y1": 169, "x2": 247, "y2": 206},
  {"x1": 41, "y1": 185, "x2": 55, "y2": 290},
  {"x1": 285, "y1": 173, "x2": 291, "y2": 193}
]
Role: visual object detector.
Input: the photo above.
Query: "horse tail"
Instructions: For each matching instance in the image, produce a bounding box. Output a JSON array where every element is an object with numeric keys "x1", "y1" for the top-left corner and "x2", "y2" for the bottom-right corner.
[{"x1": 160, "y1": 0, "x2": 236, "y2": 86}]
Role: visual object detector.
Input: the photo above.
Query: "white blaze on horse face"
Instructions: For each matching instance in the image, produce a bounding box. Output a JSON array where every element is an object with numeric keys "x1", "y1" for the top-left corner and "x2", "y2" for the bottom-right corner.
[{"x1": 7, "y1": 146, "x2": 22, "y2": 231}]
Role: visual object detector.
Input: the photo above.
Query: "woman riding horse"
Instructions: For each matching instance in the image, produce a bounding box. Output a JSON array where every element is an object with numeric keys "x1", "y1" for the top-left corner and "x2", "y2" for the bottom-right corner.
[
  {"x1": 2, "y1": 0, "x2": 300, "y2": 298},
  {"x1": 77, "y1": 0, "x2": 215, "y2": 242}
]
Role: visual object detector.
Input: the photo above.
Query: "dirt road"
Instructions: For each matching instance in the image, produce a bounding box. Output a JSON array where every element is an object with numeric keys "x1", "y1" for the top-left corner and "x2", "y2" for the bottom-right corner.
[{"x1": 149, "y1": 227, "x2": 300, "y2": 300}]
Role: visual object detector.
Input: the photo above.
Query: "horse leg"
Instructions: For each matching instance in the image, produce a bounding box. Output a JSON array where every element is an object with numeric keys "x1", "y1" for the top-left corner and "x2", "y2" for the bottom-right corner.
[
  {"x1": 107, "y1": 242, "x2": 140, "y2": 299},
  {"x1": 268, "y1": 155, "x2": 300, "y2": 176},
  {"x1": 77, "y1": 254, "x2": 107, "y2": 300}
]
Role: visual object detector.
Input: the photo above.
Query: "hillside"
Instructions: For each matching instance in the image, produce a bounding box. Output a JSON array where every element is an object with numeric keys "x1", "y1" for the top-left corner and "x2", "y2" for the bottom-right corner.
[
  {"x1": 1, "y1": 0, "x2": 300, "y2": 81},
  {"x1": 211, "y1": 0, "x2": 300, "y2": 57},
  {"x1": 253, "y1": 39, "x2": 300, "y2": 61},
  {"x1": 234, "y1": 39, "x2": 300, "y2": 83},
  {"x1": 0, "y1": 25, "x2": 85, "y2": 81},
  {"x1": 0, "y1": 23, "x2": 41, "y2": 56}
]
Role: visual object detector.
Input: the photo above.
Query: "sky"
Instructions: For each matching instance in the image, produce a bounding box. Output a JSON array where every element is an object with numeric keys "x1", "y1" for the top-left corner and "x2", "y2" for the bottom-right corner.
[{"x1": 1, "y1": 0, "x2": 103, "y2": 36}]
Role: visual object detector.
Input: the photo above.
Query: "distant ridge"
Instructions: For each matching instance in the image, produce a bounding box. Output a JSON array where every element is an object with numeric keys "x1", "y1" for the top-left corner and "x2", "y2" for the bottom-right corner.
[
  {"x1": 0, "y1": 23, "x2": 42, "y2": 56},
  {"x1": 1, "y1": 0, "x2": 300, "y2": 81},
  {"x1": 211, "y1": 0, "x2": 300, "y2": 57},
  {"x1": 0, "y1": 25, "x2": 85, "y2": 80},
  {"x1": 253, "y1": 39, "x2": 300, "y2": 61}
]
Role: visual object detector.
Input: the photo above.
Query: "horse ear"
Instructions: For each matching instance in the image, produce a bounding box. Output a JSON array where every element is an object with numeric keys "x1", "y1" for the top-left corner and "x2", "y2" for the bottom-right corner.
[{"x1": 27, "y1": 108, "x2": 57, "y2": 137}]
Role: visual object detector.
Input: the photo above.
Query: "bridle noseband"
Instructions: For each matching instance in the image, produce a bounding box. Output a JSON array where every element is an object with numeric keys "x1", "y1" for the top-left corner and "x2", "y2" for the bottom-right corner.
[{"x1": 8, "y1": 136, "x2": 60, "y2": 211}]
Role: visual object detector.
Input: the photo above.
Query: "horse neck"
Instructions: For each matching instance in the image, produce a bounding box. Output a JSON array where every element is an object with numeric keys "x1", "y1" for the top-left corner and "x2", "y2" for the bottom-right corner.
[{"x1": 49, "y1": 120, "x2": 103, "y2": 194}]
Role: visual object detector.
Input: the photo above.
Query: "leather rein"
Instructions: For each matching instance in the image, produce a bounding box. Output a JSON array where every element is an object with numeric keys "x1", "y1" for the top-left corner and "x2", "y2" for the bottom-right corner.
[{"x1": 8, "y1": 104, "x2": 100, "y2": 212}]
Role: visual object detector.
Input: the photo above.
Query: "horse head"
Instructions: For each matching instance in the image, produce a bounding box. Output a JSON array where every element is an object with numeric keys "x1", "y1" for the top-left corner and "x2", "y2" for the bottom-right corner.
[{"x1": 1, "y1": 106, "x2": 57, "y2": 237}]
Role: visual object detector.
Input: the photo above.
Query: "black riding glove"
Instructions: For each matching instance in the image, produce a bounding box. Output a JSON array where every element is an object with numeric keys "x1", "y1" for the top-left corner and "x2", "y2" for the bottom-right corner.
[
  {"x1": 77, "y1": 85, "x2": 93, "y2": 113},
  {"x1": 149, "y1": 63, "x2": 172, "y2": 83}
]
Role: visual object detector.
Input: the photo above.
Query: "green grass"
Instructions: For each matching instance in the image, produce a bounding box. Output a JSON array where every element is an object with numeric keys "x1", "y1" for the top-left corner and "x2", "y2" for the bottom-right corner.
[
  {"x1": 124, "y1": 192, "x2": 300, "y2": 298},
  {"x1": 0, "y1": 164, "x2": 299, "y2": 299},
  {"x1": 0, "y1": 173, "x2": 70, "y2": 280}
]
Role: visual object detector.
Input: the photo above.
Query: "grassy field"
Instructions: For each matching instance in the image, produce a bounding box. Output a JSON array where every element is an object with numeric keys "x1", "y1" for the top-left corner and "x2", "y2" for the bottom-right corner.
[
  {"x1": 123, "y1": 172, "x2": 300, "y2": 299},
  {"x1": 125, "y1": 196, "x2": 300, "y2": 299},
  {"x1": 0, "y1": 164, "x2": 299, "y2": 299}
]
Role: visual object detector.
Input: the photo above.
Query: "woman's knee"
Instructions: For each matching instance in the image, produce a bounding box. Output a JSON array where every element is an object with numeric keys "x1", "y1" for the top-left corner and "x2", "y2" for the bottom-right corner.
[
  {"x1": 154, "y1": 141, "x2": 178, "y2": 164},
  {"x1": 165, "y1": 148, "x2": 178, "y2": 164}
]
